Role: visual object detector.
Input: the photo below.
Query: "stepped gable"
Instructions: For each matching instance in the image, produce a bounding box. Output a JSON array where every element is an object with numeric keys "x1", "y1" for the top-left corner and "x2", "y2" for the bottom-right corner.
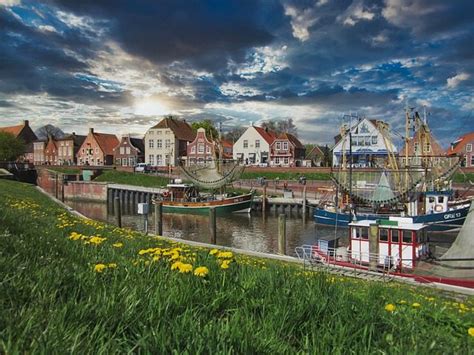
[
  {"x1": 278, "y1": 132, "x2": 304, "y2": 148},
  {"x1": 254, "y1": 126, "x2": 277, "y2": 144},
  {"x1": 152, "y1": 117, "x2": 195, "y2": 141}
]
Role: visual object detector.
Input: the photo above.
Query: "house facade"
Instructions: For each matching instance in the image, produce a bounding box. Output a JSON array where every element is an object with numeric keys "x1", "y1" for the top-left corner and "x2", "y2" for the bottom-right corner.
[
  {"x1": 269, "y1": 133, "x2": 305, "y2": 167},
  {"x1": 305, "y1": 145, "x2": 326, "y2": 167},
  {"x1": 144, "y1": 117, "x2": 195, "y2": 167},
  {"x1": 33, "y1": 140, "x2": 46, "y2": 165},
  {"x1": 56, "y1": 133, "x2": 86, "y2": 165},
  {"x1": 44, "y1": 137, "x2": 59, "y2": 165},
  {"x1": 113, "y1": 135, "x2": 144, "y2": 167},
  {"x1": 399, "y1": 128, "x2": 445, "y2": 166},
  {"x1": 76, "y1": 128, "x2": 119, "y2": 166},
  {"x1": 186, "y1": 128, "x2": 215, "y2": 165},
  {"x1": 332, "y1": 118, "x2": 397, "y2": 168},
  {"x1": 447, "y1": 132, "x2": 474, "y2": 167},
  {"x1": 233, "y1": 126, "x2": 276, "y2": 165},
  {"x1": 0, "y1": 120, "x2": 38, "y2": 162}
]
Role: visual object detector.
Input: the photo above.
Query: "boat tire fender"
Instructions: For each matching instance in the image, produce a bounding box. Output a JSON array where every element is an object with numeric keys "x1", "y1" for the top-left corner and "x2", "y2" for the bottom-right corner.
[{"x1": 434, "y1": 204, "x2": 443, "y2": 212}]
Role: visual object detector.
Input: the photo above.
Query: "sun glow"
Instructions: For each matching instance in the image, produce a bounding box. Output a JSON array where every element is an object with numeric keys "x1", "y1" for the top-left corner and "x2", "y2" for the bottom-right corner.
[{"x1": 134, "y1": 98, "x2": 170, "y2": 116}]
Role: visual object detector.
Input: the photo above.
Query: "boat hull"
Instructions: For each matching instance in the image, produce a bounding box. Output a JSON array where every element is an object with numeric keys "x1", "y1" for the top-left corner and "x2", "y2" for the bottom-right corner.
[
  {"x1": 162, "y1": 193, "x2": 253, "y2": 216},
  {"x1": 314, "y1": 204, "x2": 470, "y2": 232}
]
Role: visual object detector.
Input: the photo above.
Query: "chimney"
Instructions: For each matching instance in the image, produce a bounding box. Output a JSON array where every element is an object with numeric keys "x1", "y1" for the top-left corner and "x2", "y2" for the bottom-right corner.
[
  {"x1": 89, "y1": 128, "x2": 94, "y2": 134},
  {"x1": 23, "y1": 120, "x2": 29, "y2": 126},
  {"x1": 72, "y1": 132, "x2": 76, "y2": 136}
]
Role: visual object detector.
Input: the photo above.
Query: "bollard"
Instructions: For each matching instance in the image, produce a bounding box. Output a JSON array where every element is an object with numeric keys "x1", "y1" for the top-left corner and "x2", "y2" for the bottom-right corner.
[
  {"x1": 369, "y1": 223, "x2": 379, "y2": 271},
  {"x1": 278, "y1": 214, "x2": 286, "y2": 255},
  {"x1": 209, "y1": 207, "x2": 217, "y2": 244},
  {"x1": 114, "y1": 197, "x2": 122, "y2": 228},
  {"x1": 262, "y1": 183, "x2": 267, "y2": 213},
  {"x1": 154, "y1": 202, "x2": 163, "y2": 236}
]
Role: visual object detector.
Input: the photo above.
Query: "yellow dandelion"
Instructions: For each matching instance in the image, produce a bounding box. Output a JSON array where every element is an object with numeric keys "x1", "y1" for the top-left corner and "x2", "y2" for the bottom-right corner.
[
  {"x1": 113, "y1": 242, "x2": 123, "y2": 248},
  {"x1": 194, "y1": 266, "x2": 209, "y2": 277},
  {"x1": 171, "y1": 261, "x2": 183, "y2": 270},
  {"x1": 412, "y1": 302, "x2": 421, "y2": 308},
  {"x1": 152, "y1": 255, "x2": 160, "y2": 262},
  {"x1": 217, "y1": 251, "x2": 233, "y2": 259},
  {"x1": 468, "y1": 328, "x2": 474, "y2": 337},
  {"x1": 220, "y1": 260, "x2": 231, "y2": 269},
  {"x1": 94, "y1": 264, "x2": 107, "y2": 273},
  {"x1": 178, "y1": 263, "x2": 193, "y2": 273},
  {"x1": 108, "y1": 263, "x2": 117, "y2": 268},
  {"x1": 385, "y1": 304, "x2": 396, "y2": 313},
  {"x1": 209, "y1": 248, "x2": 219, "y2": 255}
]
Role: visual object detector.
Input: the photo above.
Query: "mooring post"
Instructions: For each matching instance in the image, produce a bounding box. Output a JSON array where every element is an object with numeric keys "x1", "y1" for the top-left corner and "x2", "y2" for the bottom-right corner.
[
  {"x1": 209, "y1": 207, "x2": 217, "y2": 244},
  {"x1": 154, "y1": 201, "x2": 163, "y2": 236},
  {"x1": 302, "y1": 185, "x2": 307, "y2": 216},
  {"x1": 114, "y1": 196, "x2": 122, "y2": 228},
  {"x1": 278, "y1": 214, "x2": 286, "y2": 255},
  {"x1": 61, "y1": 174, "x2": 65, "y2": 202},
  {"x1": 262, "y1": 182, "x2": 267, "y2": 213},
  {"x1": 369, "y1": 222, "x2": 379, "y2": 271},
  {"x1": 55, "y1": 173, "x2": 59, "y2": 199}
]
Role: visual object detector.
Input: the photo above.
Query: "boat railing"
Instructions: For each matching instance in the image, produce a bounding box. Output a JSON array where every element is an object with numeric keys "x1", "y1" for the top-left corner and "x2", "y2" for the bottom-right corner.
[{"x1": 295, "y1": 244, "x2": 397, "y2": 280}]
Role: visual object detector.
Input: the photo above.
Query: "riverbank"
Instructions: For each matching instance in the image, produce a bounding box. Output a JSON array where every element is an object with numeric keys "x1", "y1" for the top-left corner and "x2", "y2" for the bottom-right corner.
[{"x1": 1, "y1": 179, "x2": 473, "y2": 352}]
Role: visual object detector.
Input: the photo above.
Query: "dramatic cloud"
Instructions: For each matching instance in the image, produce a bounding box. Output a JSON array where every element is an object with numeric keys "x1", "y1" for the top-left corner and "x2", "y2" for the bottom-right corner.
[{"x1": 446, "y1": 73, "x2": 471, "y2": 89}]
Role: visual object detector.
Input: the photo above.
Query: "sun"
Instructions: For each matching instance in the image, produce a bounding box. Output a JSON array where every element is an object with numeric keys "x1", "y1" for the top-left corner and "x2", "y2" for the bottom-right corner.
[{"x1": 134, "y1": 98, "x2": 170, "y2": 116}]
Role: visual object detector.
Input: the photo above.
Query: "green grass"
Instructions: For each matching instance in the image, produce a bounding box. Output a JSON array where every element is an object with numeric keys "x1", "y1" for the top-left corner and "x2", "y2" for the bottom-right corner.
[
  {"x1": 241, "y1": 171, "x2": 331, "y2": 181},
  {"x1": 0, "y1": 179, "x2": 473, "y2": 353},
  {"x1": 46, "y1": 166, "x2": 82, "y2": 175},
  {"x1": 94, "y1": 170, "x2": 170, "y2": 187},
  {"x1": 453, "y1": 172, "x2": 474, "y2": 183}
]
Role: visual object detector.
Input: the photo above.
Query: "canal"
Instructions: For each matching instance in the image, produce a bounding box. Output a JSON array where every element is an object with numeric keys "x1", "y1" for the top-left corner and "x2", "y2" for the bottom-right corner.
[{"x1": 65, "y1": 200, "x2": 457, "y2": 257}]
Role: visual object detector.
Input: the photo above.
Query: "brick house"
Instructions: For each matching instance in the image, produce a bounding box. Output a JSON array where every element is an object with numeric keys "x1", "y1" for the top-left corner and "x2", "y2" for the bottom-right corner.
[
  {"x1": 269, "y1": 133, "x2": 305, "y2": 167},
  {"x1": 56, "y1": 133, "x2": 86, "y2": 165},
  {"x1": 221, "y1": 140, "x2": 233, "y2": 160},
  {"x1": 144, "y1": 117, "x2": 195, "y2": 167},
  {"x1": 186, "y1": 128, "x2": 215, "y2": 165},
  {"x1": 399, "y1": 128, "x2": 444, "y2": 166},
  {"x1": 76, "y1": 128, "x2": 119, "y2": 166},
  {"x1": 113, "y1": 135, "x2": 144, "y2": 167},
  {"x1": 0, "y1": 120, "x2": 38, "y2": 162},
  {"x1": 44, "y1": 137, "x2": 59, "y2": 165},
  {"x1": 305, "y1": 145, "x2": 326, "y2": 167},
  {"x1": 447, "y1": 131, "x2": 474, "y2": 167}
]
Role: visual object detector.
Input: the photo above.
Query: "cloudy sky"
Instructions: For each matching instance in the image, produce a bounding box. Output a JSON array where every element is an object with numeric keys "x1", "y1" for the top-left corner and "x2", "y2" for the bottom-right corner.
[{"x1": 0, "y1": 0, "x2": 472, "y2": 147}]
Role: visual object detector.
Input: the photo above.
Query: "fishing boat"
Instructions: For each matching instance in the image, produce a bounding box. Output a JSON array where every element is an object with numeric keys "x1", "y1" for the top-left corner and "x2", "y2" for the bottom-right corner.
[
  {"x1": 155, "y1": 183, "x2": 253, "y2": 216},
  {"x1": 314, "y1": 109, "x2": 470, "y2": 232}
]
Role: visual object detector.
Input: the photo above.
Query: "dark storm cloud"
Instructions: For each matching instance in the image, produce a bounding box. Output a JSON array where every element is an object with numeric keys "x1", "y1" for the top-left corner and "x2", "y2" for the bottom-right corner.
[{"x1": 45, "y1": 0, "x2": 274, "y2": 71}]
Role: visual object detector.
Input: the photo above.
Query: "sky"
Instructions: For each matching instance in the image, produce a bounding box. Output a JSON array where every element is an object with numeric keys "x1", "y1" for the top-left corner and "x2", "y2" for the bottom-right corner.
[{"x1": 0, "y1": 0, "x2": 472, "y2": 147}]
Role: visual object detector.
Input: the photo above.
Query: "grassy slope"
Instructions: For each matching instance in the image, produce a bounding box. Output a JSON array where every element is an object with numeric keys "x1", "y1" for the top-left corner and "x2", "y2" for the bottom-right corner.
[
  {"x1": 241, "y1": 171, "x2": 331, "y2": 181},
  {"x1": 94, "y1": 170, "x2": 170, "y2": 187},
  {"x1": 0, "y1": 179, "x2": 473, "y2": 353}
]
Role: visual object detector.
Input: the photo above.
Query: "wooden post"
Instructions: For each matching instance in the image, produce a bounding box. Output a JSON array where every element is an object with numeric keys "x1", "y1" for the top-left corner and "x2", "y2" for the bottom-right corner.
[
  {"x1": 114, "y1": 196, "x2": 122, "y2": 228},
  {"x1": 154, "y1": 202, "x2": 163, "y2": 236},
  {"x1": 302, "y1": 185, "x2": 307, "y2": 216},
  {"x1": 262, "y1": 182, "x2": 267, "y2": 213},
  {"x1": 278, "y1": 214, "x2": 286, "y2": 255},
  {"x1": 55, "y1": 173, "x2": 59, "y2": 199},
  {"x1": 369, "y1": 223, "x2": 379, "y2": 271},
  {"x1": 61, "y1": 175, "x2": 65, "y2": 202},
  {"x1": 209, "y1": 207, "x2": 217, "y2": 244}
]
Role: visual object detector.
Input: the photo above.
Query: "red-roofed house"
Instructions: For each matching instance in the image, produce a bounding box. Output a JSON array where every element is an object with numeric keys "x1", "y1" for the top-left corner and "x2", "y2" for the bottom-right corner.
[
  {"x1": 186, "y1": 128, "x2": 215, "y2": 165},
  {"x1": 447, "y1": 131, "x2": 474, "y2": 167},
  {"x1": 44, "y1": 137, "x2": 59, "y2": 165},
  {"x1": 113, "y1": 135, "x2": 144, "y2": 167},
  {"x1": 76, "y1": 128, "x2": 119, "y2": 166},
  {"x1": 233, "y1": 125, "x2": 277, "y2": 165},
  {"x1": 0, "y1": 120, "x2": 37, "y2": 162},
  {"x1": 270, "y1": 133, "x2": 305, "y2": 167},
  {"x1": 221, "y1": 139, "x2": 233, "y2": 159}
]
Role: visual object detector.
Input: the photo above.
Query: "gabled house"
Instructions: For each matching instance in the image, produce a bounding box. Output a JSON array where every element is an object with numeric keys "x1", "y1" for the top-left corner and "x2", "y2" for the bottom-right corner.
[
  {"x1": 76, "y1": 128, "x2": 119, "y2": 166},
  {"x1": 56, "y1": 133, "x2": 86, "y2": 165},
  {"x1": 144, "y1": 117, "x2": 195, "y2": 167},
  {"x1": 447, "y1": 131, "x2": 474, "y2": 167},
  {"x1": 332, "y1": 118, "x2": 397, "y2": 168},
  {"x1": 269, "y1": 133, "x2": 305, "y2": 167},
  {"x1": 186, "y1": 128, "x2": 215, "y2": 165},
  {"x1": 33, "y1": 140, "x2": 47, "y2": 165},
  {"x1": 233, "y1": 125, "x2": 276, "y2": 165},
  {"x1": 399, "y1": 127, "x2": 444, "y2": 167},
  {"x1": 221, "y1": 140, "x2": 233, "y2": 160},
  {"x1": 0, "y1": 120, "x2": 38, "y2": 162},
  {"x1": 113, "y1": 135, "x2": 144, "y2": 167},
  {"x1": 305, "y1": 145, "x2": 326, "y2": 167},
  {"x1": 44, "y1": 137, "x2": 59, "y2": 165}
]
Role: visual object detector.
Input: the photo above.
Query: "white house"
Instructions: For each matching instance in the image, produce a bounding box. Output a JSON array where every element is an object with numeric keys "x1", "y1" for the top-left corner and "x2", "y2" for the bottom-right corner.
[
  {"x1": 332, "y1": 118, "x2": 397, "y2": 168},
  {"x1": 144, "y1": 117, "x2": 195, "y2": 167},
  {"x1": 233, "y1": 126, "x2": 276, "y2": 165}
]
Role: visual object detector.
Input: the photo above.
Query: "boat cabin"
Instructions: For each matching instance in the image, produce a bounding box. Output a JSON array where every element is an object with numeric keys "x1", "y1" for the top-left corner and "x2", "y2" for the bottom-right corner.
[
  {"x1": 407, "y1": 191, "x2": 451, "y2": 216},
  {"x1": 163, "y1": 184, "x2": 199, "y2": 202},
  {"x1": 349, "y1": 217, "x2": 428, "y2": 270}
]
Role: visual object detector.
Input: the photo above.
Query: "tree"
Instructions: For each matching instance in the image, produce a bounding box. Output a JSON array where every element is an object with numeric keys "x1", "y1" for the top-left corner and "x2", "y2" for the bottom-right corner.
[
  {"x1": 35, "y1": 124, "x2": 65, "y2": 140},
  {"x1": 0, "y1": 132, "x2": 25, "y2": 161},
  {"x1": 191, "y1": 119, "x2": 219, "y2": 141},
  {"x1": 261, "y1": 118, "x2": 298, "y2": 136},
  {"x1": 223, "y1": 126, "x2": 246, "y2": 143}
]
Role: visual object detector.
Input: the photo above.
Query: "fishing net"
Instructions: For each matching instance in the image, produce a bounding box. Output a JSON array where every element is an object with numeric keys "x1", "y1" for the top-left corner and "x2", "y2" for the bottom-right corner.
[{"x1": 179, "y1": 160, "x2": 245, "y2": 189}]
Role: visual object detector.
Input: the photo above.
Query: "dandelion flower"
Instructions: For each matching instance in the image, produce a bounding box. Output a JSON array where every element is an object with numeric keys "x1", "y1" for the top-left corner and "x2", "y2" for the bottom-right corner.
[
  {"x1": 108, "y1": 263, "x2": 117, "y2": 268},
  {"x1": 113, "y1": 242, "x2": 123, "y2": 248},
  {"x1": 385, "y1": 304, "x2": 396, "y2": 313},
  {"x1": 220, "y1": 260, "x2": 231, "y2": 269},
  {"x1": 217, "y1": 251, "x2": 233, "y2": 259},
  {"x1": 194, "y1": 266, "x2": 209, "y2": 277},
  {"x1": 178, "y1": 263, "x2": 193, "y2": 273},
  {"x1": 171, "y1": 261, "x2": 183, "y2": 270},
  {"x1": 209, "y1": 249, "x2": 219, "y2": 255},
  {"x1": 412, "y1": 302, "x2": 421, "y2": 308},
  {"x1": 468, "y1": 328, "x2": 474, "y2": 337},
  {"x1": 94, "y1": 264, "x2": 107, "y2": 273}
]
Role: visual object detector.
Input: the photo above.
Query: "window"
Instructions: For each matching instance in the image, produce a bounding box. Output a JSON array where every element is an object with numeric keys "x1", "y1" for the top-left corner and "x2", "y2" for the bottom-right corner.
[
  {"x1": 149, "y1": 139, "x2": 154, "y2": 148},
  {"x1": 149, "y1": 154, "x2": 154, "y2": 165},
  {"x1": 275, "y1": 157, "x2": 280, "y2": 164},
  {"x1": 276, "y1": 142, "x2": 281, "y2": 150},
  {"x1": 372, "y1": 136, "x2": 377, "y2": 144},
  {"x1": 255, "y1": 140, "x2": 260, "y2": 148},
  {"x1": 157, "y1": 139, "x2": 162, "y2": 148},
  {"x1": 414, "y1": 143, "x2": 419, "y2": 153},
  {"x1": 424, "y1": 143, "x2": 431, "y2": 153},
  {"x1": 391, "y1": 230, "x2": 399, "y2": 243},
  {"x1": 284, "y1": 157, "x2": 289, "y2": 165},
  {"x1": 243, "y1": 140, "x2": 248, "y2": 148},
  {"x1": 156, "y1": 154, "x2": 162, "y2": 165},
  {"x1": 379, "y1": 229, "x2": 389, "y2": 242},
  {"x1": 198, "y1": 144, "x2": 204, "y2": 153},
  {"x1": 165, "y1": 131, "x2": 170, "y2": 135},
  {"x1": 120, "y1": 147, "x2": 125, "y2": 154},
  {"x1": 466, "y1": 144, "x2": 472, "y2": 152},
  {"x1": 438, "y1": 196, "x2": 444, "y2": 204},
  {"x1": 361, "y1": 227, "x2": 369, "y2": 240},
  {"x1": 191, "y1": 146, "x2": 196, "y2": 153},
  {"x1": 402, "y1": 230, "x2": 412, "y2": 244},
  {"x1": 283, "y1": 142, "x2": 288, "y2": 150},
  {"x1": 95, "y1": 148, "x2": 99, "y2": 154},
  {"x1": 206, "y1": 145, "x2": 210, "y2": 153},
  {"x1": 157, "y1": 131, "x2": 161, "y2": 135},
  {"x1": 165, "y1": 139, "x2": 171, "y2": 149},
  {"x1": 471, "y1": 155, "x2": 474, "y2": 166},
  {"x1": 125, "y1": 147, "x2": 130, "y2": 154}
]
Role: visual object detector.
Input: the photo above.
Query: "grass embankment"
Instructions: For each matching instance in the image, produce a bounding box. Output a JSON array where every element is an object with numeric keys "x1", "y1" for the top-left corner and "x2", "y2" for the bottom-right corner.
[
  {"x1": 0, "y1": 179, "x2": 473, "y2": 353},
  {"x1": 241, "y1": 171, "x2": 331, "y2": 181},
  {"x1": 453, "y1": 172, "x2": 474, "y2": 183},
  {"x1": 45, "y1": 166, "x2": 82, "y2": 175},
  {"x1": 94, "y1": 170, "x2": 170, "y2": 187}
]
